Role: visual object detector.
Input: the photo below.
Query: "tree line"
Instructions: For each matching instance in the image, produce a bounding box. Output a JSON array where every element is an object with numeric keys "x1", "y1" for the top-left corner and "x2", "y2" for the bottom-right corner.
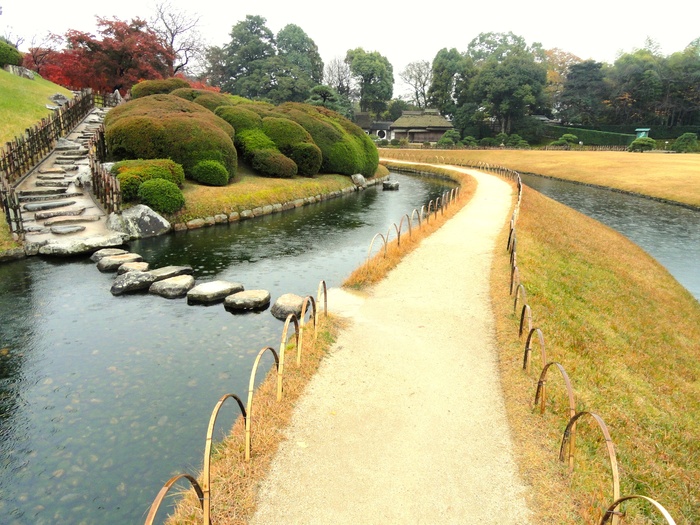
[{"x1": 9, "y1": 7, "x2": 700, "y2": 140}]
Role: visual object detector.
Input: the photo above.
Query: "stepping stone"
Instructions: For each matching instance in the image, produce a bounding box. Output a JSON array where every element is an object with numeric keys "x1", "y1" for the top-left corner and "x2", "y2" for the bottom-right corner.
[
  {"x1": 149, "y1": 275, "x2": 196, "y2": 299},
  {"x1": 44, "y1": 215, "x2": 100, "y2": 226},
  {"x1": 271, "y1": 293, "x2": 305, "y2": 320},
  {"x1": 187, "y1": 280, "x2": 245, "y2": 305},
  {"x1": 90, "y1": 248, "x2": 128, "y2": 262},
  {"x1": 36, "y1": 180, "x2": 71, "y2": 187},
  {"x1": 147, "y1": 265, "x2": 194, "y2": 281},
  {"x1": 24, "y1": 200, "x2": 76, "y2": 212},
  {"x1": 35, "y1": 207, "x2": 87, "y2": 220},
  {"x1": 225, "y1": 290, "x2": 271, "y2": 312},
  {"x1": 51, "y1": 225, "x2": 86, "y2": 235},
  {"x1": 117, "y1": 262, "x2": 150, "y2": 275},
  {"x1": 97, "y1": 253, "x2": 143, "y2": 272}
]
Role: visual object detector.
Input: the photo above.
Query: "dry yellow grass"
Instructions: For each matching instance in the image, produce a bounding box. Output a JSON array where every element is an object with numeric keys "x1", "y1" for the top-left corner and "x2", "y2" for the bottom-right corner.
[{"x1": 380, "y1": 148, "x2": 700, "y2": 208}]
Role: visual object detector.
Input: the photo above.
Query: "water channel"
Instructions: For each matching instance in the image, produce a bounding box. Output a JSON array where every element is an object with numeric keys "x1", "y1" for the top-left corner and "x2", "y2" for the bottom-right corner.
[
  {"x1": 520, "y1": 173, "x2": 700, "y2": 302},
  {"x1": 0, "y1": 172, "x2": 455, "y2": 525}
]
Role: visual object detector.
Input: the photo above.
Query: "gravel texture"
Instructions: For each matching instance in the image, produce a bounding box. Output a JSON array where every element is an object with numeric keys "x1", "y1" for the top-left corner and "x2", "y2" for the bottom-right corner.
[{"x1": 250, "y1": 169, "x2": 531, "y2": 524}]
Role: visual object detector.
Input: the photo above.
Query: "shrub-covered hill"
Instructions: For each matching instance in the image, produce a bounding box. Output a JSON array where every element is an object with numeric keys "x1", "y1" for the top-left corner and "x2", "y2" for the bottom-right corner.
[{"x1": 112, "y1": 78, "x2": 379, "y2": 180}]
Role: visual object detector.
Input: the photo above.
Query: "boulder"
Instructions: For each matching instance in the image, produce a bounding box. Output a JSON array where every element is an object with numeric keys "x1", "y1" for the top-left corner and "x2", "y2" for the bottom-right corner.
[
  {"x1": 149, "y1": 275, "x2": 195, "y2": 299},
  {"x1": 117, "y1": 261, "x2": 150, "y2": 274},
  {"x1": 90, "y1": 248, "x2": 129, "y2": 262},
  {"x1": 271, "y1": 293, "x2": 304, "y2": 321},
  {"x1": 225, "y1": 290, "x2": 271, "y2": 312},
  {"x1": 106, "y1": 205, "x2": 171, "y2": 240},
  {"x1": 110, "y1": 271, "x2": 158, "y2": 295},
  {"x1": 187, "y1": 280, "x2": 244, "y2": 305},
  {"x1": 97, "y1": 253, "x2": 143, "y2": 272}
]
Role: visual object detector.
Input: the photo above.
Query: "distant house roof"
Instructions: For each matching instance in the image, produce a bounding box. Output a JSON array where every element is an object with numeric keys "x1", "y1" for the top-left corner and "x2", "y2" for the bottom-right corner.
[{"x1": 391, "y1": 110, "x2": 453, "y2": 130}]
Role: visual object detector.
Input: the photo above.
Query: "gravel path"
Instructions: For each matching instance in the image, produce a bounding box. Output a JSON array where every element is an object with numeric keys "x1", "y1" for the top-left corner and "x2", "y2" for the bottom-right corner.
[{"x1": 250, "y1": 168, "x2": 531, "y2": 524}]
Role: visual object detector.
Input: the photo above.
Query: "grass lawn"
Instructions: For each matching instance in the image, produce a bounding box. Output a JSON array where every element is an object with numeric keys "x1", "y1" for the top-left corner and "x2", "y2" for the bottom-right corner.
[{"x1": 380, "y1": 148, "x2": 700, "y2": 208}]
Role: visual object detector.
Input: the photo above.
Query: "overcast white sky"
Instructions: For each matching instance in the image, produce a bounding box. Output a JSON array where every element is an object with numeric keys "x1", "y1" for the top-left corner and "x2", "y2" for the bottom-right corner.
[{"x1": 2, "y1": 0, "x2": 698, "y2": 97}]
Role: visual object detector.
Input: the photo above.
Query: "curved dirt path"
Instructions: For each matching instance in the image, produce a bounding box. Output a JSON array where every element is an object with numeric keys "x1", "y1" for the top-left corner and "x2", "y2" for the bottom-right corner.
[{"x1": 250, "y1": 168, "x2": 531, "y2": 524}]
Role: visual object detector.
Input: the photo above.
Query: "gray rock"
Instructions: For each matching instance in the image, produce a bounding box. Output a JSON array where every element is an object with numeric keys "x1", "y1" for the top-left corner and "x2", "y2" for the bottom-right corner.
[
  {"x1": 225, "y1": 290, "x2": 271, "y2": 312},
  {"x1": 271, "y1": 293, "x2": 304, "y2": 320},
  {"x1": 90, "y1": 248, "x2": 129, "y2": 262},
  {"x1": 187, "y1": 280, "x2": 244, "y2": 304},
  {"x1": 110, "y1": 271, "x2": 158, "y2": 295},
  {"x1": 106, "y1": 205, "x2": 171, "y2": 240},
  {"x1": 147, "y1": 265, "x2": 193, "y2": 281},
  {"x1": 97, "y1": 253, "x2": 143, "y2": 272},
  {"x1": 38, "y1": 233, "x2": 129, "y2": 256},
  {"x1": 117, "y1": 261, "x2": 149, "y2": 274},
  {"x1": 351, "y1": 174, "x2": 367, "y2": 188},
  {"x1": 149, "y1": 275, "x2": 195, "y2": 298}
]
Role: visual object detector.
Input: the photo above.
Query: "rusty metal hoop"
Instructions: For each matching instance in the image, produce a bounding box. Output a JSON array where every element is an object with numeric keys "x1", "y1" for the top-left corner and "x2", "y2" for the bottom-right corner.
[
  {"x1": 518, "y1": 304, "x2": 532, "y2": 338},
  {"x1": 277, "y1": 314, "x2": 300, "y2": 401},
  {"x1": 513, "y1": 284, "x2": 527, "y2": 314},
  {"x1": 600, "y1": 495, "x2": 677, "y2": 525},
  {"x1": 523, "y1": 328, "x2": 546, "y2": 372},
  {"x1": 245, "y1": 347, "x2": 279, "y2": 461},
  {"x1": 534, "y1": 361, "x2": 576, "y2": 419},
  {"x1": 559, "y1": 411, "x2": 621, "y2": 521},
  {"x1": 202, "y1": 393, "x2": 246, "y2": 523},
  {"x1": 143, "y1": 474, "x2": 207, "y2": 525},
  {"x1": 298, "y1": 295, "x2": 317, "y2": 364},
  {"x1": 316, "y1": 280, "x2": 327, "y2": 317}
]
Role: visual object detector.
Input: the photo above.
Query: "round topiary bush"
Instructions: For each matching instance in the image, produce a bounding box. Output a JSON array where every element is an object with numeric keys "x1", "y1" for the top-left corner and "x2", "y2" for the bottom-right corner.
[
  {"x1": 0, "y1": 41, "x2": 22, "y2": 67},
  {"x1": 137, "y1": 179, "x2": 185, "y2": 214},
  {"x1": 190, "y1": 160, "x2": 229, "y2": 186}
]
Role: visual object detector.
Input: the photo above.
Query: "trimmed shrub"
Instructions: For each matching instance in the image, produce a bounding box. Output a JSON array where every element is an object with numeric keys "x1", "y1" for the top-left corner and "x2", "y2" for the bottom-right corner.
[
  {"x1": 671, "y1": 133, "x2": 699, "y2": 153},
  {"x1": 251, "y1": 149, "x2": 297, "y2": 178},
  {"x1": 137, "y1": 179, "x2": 185, "y2": 214},
  {"x1": 130, "y1": 78, "x2": 190, "y2": 99},
  {"x1": 628, "y1": 137, "x2": 656, "y2": 152},
  {"x1": 0, "y1": 41, "x2": 22, "y2": 67},
  {"x1": 190, "y1": 160, "x2": 229, "y2": 186},
  {"x1": 104, "y1": 95, "x2": 237, "y2": 180}
]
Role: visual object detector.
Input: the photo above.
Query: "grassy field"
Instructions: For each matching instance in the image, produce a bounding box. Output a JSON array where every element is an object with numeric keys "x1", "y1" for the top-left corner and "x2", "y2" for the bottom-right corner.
[
  {"x1": 380, "y1": 148, "x2": 700, "y2": 208},
  {"x1": 0, "y1": 68, "x2": 73, "y2": 145}
]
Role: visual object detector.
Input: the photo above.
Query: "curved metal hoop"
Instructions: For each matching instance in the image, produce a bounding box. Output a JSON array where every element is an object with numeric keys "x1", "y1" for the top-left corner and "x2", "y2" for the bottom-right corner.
[
  {"x1": 518, "y1": 304, "x2": 532, "y2": 338},
  {"x1": 367, "y1": 232, "x2": 387, "y2": 262},
  {"x1": 513, "y1": 284, "x2": 527, "y2": 314},
  {"x1": 316, "y1": 280, "x2": 327, "y2": 317},
  {"x1": 299, "y1": 295, "x2": 317, "y2": 363},
  {"x1": 523, "y1": 328, "x2": 546, "y2": 372},
  {"x1": 143, "y1": 474, "x2": 206, "y2": 525},
  {"x1": 600, "y1": 495, "x2": 677, "y2": 525},
  {"x1": 534, "y1": 361, "x2": 576, "y2": 419},
  {"x1": 278, "y1": 314, "x2": 300, "y2": 401},
  {"x1": 559, "y1": 411, "x2": 621, "y2": 516},
  {"x1": 245, "y1": 347, "x2": 280, "y2": 461},
  {"x1": 202, "y1": 393, "x2": 246, "y2": 523}
]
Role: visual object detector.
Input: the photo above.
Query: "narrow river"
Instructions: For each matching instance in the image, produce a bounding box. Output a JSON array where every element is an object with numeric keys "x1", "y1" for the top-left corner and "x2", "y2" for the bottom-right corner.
[
  {"x1": 0, "y1": 172, "x2": 454, "y2": 525},
  {"x1": 520, "y1": 173, "x2": 700, "y2": 301}
]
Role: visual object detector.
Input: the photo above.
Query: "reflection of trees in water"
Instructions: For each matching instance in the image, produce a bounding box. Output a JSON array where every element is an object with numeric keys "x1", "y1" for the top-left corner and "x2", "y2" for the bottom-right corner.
[{"x1": 0, "y1": 259, "x2": 37, "y2": 490}]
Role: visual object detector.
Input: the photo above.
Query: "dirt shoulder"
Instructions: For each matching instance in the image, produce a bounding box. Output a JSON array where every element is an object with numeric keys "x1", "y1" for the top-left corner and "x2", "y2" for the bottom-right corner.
[{"x1": 250, "y1": 169, "x2": 531, "y2": 524}]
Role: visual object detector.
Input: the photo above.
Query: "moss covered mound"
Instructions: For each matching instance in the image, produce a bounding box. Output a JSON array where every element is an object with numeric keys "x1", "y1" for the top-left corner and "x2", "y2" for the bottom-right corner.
[{"x1": 104, "y1": 94, "x2": 237, "y2": 181}]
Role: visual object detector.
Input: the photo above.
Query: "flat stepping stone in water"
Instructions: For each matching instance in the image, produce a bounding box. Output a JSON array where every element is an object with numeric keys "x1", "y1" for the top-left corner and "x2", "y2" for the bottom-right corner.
[
  {"x1": 225, "y1": 290, "x2": 271, "y2": 312},
  {"x1": 24, "y1": 200, "x2": 76, "y2": 212},
  {"x1": 187, "y1": 280, "x2": 244, "y2": 305},
  {"x1": 44, "y1": 215, "x2": 100, "y2": 226},
  {"x1": 35, "y1": 207, "x2": 87, "y2": 220},
  {"x1": 147, "y1": 265, "x2": 193, "y2": 282},
  {"x1": 97, "y1": 253, "x2": 143, "y2": 272},
  {"x1": 36, "y1": 180, "x2": 71, "y2": 187},
  {"x1": 149, "y1": 275, "x2": 196, "y2": 299},
  {"x1": 271, "y1": 293, "x2": 305, "y2": 320},
  {"x1": 50, "y1": 225, "x2": 86, "y2": 235},
  {"x1": 117, "y1": 262, "x2": 150, "y2": 275},
  {"x1": 90, "y1": 248, "x2": 129, "y2": 262},
  {"x1": 111, "y1": 270, "x2": 158, "y2": 296}
]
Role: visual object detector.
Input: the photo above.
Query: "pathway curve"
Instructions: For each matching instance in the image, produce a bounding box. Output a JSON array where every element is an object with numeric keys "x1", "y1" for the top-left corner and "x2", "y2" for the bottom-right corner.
[{"x1": 250, "y1": 168, "x2": 531, "y2": 524}]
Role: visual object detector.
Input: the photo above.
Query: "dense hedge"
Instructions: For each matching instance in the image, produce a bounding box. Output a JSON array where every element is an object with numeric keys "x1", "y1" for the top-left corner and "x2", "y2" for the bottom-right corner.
[
  {"x1": 262, "y1": 117, "x2": 322, "y2": 176},
  {"x1": 130, "y1": 78, "x2": 190, "y2": 99},
  {"x1": 104, "y1": 94, "x2": 237, "y2": 181},
  {"x1": 544, "y1": 125, "x2": 635, "y2": 146},
  {"x1": 190, "y1": 160, "x2": 229, "y2": 186},
  {"x1": 0, "y1": 41, "x2": 22, "y2": 67},
  {"x1": 110, "y1": 159, "x2": 185, "y2": 201},
  {"x1": 137, "y1": 179, "x2": 185, "y2": 214}
]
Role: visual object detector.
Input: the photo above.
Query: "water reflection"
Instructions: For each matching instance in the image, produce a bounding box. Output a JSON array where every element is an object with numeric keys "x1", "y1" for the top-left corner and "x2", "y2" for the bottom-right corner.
[
  {"x1": 0, "y1": 173, "x2": 453, "y2": 524},
  {"x1": 521, "y1": 174, "x2": 700, "y2": 301}
]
